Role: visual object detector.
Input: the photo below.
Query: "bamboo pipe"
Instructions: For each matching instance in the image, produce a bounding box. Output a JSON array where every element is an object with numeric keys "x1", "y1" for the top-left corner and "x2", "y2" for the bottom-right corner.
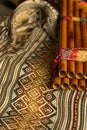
[
  {"x1": 58, "y1": 0, "x2": 67, "y2": 78},
  {"x1": 69, "y1": 78, "x2": 78, "y2": 90},
  {"x1": 77, "y1": 1, "x2": 87, "y2": 13},
  {"x1": 86, "y1": 80, "x2": 87, "y2": 91},
  {"x1": 84, "y1": 12, "x2": 87, "y2": 80},
  {"x1": 85, "y1": 12, "x2": 87, "y2": 80},
  {"x1": 80, "y1": 9, "x2": 87, "y2": 79},
  {"x1": 74, "y1": 2, "x2": 83, "y2": 79},
  {"x1": 86, "y1": 12, "x2": 87, "y2": 31},
  {"x1": 84, "y1": 64, "x2": 87, "y2": 80},
  {"x1": 61, "y1": 78, "x2": 69, "y2": 90},
  {"x1": 52, "y1": 77, "x2": 61, "y2": 90},
  {"x1": 78, "y1": 79, "x2": 86, "y2": 91},
  {"x1": 67, "y1": 0, "x2": 75, "y2": 79}
]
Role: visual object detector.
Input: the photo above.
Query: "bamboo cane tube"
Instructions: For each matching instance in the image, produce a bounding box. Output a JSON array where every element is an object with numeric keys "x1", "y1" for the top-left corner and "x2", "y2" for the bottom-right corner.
[
  {"x1": 78, "y1": 79, "x2": 86, "y2": 91},
  {"x1": 52, "y1": 77, "x2": 61, "y2": 90},
  {"x1": 80, "y1": 9, "x2": 87, "y2": 79},
  {"x1": 58, "y1": 0, "x2": 67, "y2": 78},
  {"x1": 61, "y1": 78, "x2": 69, "y2": 90},
  {"x1": 84, "y1": 12, "x2": 87, "y2": 80},
  {"x1": 86, "y1": 13, "x2": 87, "y2": 32},
  {"x1": 74, "y1": 2, "x2": 83, "y2": 79},
  {"x1": 69, "y1": 78, "x2": 78, "y2": 90},
  {"x1": 85, "y1": 12, "x2": 87, "y2": 80},
  {"x1": 77, "y1": 1, "x2": 87, "y2": 13},
  {"x1": 86, "y1": 81, "x2": 87, "y2": 91},
  {"x1": 83, "y1": 63, "x2": 87, "y2": 79},
  {"x1": 67, "y1": 0, "x2": 75, "y2": 79}
]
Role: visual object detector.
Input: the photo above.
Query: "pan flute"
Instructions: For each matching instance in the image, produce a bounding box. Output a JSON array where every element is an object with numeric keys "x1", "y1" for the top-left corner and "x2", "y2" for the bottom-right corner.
[{"x1": 53, "y1": 0, "x2": 87, "y2": 91}]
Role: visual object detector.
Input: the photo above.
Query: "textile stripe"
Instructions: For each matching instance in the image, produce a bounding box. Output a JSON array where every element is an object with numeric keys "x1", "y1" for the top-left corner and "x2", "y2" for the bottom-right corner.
[
  {"x1": 78, "y1": 92, "x2": 87, "y2": 130},
  {"x1": 71, "y1": 91, "x2": 81, "y2": 129},
  {"x1": 0, "y1": 31, "x2": 47, "y2": 115}
]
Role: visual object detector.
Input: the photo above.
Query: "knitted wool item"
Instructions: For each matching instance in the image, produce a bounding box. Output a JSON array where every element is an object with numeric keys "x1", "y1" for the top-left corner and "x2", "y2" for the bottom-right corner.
[{"x1": 0, "y1": 0, "x2": 58, "y2": 115}]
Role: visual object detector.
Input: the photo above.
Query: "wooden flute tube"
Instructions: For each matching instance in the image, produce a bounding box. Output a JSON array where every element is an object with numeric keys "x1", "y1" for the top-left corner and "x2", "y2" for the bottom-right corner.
[
  {"x1": 84, "y1": 12, "x2": 87, "y2": 80},
  {"x1": 58, "y1": 0, "x2": 67, "y2": 78},
  {"x1": 83, "y1": 63, "x2": 87, "y2": 79},
  {"x1": 67, "y1": 0, "x2": 75, "y2": 79},
  {"x1": 78, "y1": 79, "x2": 86, "y2": 91},
  {"x1": 86, "y1": 12, "x2": 87, "y2": 26},
  {"x1": 69, "y1": 78, "x2": 78, "y2": 90},
  {"x1": 74, "y1": 2, "x2": 83, "y2": 79},
  {"x1": 80, "y1": 9, "x2": 87, "y2": 79},
  {"x1": 61, "y1": 78, "x2": 69, "y2": 90},
  {"x1": 52, "y1": 77, "x2": 61, "y2": 90}
]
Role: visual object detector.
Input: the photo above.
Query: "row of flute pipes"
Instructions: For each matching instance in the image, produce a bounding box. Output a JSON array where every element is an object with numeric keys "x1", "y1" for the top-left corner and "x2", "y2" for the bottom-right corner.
[{"x1": 53, "y1": 0, "x2": 87, "y2": 91}]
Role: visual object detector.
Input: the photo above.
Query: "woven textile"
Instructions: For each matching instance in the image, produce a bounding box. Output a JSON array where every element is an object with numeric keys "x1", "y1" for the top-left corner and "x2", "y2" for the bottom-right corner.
[
  {"x1": 0, "y1": 0, "x2": 87, "y2": 130},
  {"x1": 54, "y1": 48, "x2": 87, "y2": 63}
]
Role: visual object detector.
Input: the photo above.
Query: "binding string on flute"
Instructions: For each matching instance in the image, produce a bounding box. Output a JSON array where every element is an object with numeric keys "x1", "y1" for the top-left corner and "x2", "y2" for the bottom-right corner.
[
  {"x1": 62, "y1": 16, "x2": 87, "y2": 22},
  {"x1": 54, "y1": 48, "x2": 87, "y2": 62}
]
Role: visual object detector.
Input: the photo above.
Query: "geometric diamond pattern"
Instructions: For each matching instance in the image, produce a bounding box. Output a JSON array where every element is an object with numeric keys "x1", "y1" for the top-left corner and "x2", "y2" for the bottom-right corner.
[{"x1": 0, "y1": 41, "x2": 57, "y2": 130}]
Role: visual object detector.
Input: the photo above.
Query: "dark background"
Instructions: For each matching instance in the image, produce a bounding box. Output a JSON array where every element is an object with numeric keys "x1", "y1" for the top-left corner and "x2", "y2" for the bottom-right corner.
[
  {"x1": 0, "y1": 0, "x2": 14, "y2": 16},
  {"x1": 0, "y1": 0, "x2": 24, "y2": 16},
  {"x1": 0, "y1": 0, "x2": 87, "y2": 16}
]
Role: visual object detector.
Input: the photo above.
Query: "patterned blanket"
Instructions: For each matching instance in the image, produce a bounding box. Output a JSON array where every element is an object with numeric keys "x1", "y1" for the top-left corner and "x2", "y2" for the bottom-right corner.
[{"x1": 0, "y1": 0, "x2": 87, "y2": 130}]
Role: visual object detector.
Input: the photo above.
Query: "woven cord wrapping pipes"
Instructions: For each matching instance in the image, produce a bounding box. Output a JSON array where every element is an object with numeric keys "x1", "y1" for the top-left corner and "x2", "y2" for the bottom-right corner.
[{"x1": 0, "y1": 0, "x2": 58, "y2": 115}]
